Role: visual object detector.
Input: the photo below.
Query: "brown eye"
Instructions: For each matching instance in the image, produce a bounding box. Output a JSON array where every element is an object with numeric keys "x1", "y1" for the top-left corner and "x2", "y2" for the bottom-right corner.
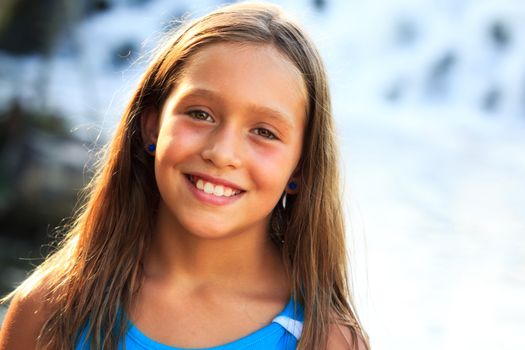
[
  {"x1": 253, "y1": 128, "x2": 277, "y2": 140},
  {"x1": 188, "y1": 110, "x2": 214, "y2": 122}
]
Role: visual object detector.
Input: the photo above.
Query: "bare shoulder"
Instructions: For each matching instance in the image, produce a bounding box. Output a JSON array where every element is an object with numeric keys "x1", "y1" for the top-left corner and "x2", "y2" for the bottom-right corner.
[
  {"x1": 0, "y1": 280, "x2": 55, "y2": 350},
  {"x1": 327, "y1": 323, "x2": 368, "y2": 350}
]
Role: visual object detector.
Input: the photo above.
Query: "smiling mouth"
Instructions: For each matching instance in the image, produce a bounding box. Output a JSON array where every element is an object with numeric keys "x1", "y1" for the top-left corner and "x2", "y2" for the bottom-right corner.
[{"x1": 186, "y1": 175, "x2": 244, "y2": 198}]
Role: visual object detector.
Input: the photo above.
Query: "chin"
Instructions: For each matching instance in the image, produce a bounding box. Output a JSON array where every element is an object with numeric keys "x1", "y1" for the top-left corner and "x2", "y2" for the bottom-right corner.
[{"x1": 180, "y1": 217, "x2": 238, "y2": 240}]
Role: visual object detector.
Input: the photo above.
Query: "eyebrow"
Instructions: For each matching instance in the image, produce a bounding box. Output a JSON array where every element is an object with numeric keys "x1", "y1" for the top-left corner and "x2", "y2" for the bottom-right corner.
[
  {"x1": 177, "y1": 87, "x2": 296, "y2": 130},
  {"x1": 177, "y1": 87, "x2": 221, "y2": 103}
]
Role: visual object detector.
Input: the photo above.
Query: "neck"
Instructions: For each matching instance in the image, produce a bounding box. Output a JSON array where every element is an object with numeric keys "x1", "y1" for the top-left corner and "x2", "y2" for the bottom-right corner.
[{"x1": 143, "y1": 204, "x2": 287, "y2": 293}]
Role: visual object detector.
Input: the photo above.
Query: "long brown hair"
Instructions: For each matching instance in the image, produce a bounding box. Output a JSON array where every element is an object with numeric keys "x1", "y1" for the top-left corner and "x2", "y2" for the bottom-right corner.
[{"x1": 2, "y1": 2, "x2": 369, "y2": 349}]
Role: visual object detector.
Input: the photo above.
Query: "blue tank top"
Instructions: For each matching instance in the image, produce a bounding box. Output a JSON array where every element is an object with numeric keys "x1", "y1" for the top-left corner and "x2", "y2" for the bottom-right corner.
[{"x1": 76, "y1": 298, "x2": 304, "y2": 350}]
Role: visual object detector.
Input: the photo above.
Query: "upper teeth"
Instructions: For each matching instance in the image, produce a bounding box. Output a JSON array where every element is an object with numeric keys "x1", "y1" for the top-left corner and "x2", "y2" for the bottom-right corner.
[{"x1": 195, "y1": 178, "x2": 240, "y2": 197}]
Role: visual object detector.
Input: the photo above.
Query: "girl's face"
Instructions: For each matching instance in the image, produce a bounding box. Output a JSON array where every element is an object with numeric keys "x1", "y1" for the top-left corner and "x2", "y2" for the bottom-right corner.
[{"x1": 145, "y1": 42, "x2": 306, "y2": 240}]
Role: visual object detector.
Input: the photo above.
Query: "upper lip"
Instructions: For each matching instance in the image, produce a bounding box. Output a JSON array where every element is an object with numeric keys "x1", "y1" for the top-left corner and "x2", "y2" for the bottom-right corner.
[{"x1": 186, "y1": 172, "x2": 245, "y2": 191}]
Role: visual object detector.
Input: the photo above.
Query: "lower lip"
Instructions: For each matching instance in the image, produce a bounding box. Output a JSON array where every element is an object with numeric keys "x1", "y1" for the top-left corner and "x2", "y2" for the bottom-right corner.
[{"x1": 184, "y1": 175, "x2": 244, "y2": 206}]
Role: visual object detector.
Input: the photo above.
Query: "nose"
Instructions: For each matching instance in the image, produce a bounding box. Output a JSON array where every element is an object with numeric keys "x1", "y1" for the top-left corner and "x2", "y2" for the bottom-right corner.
[{"x1": 200, "y1": 124, "x2": 242, "y2": 169}]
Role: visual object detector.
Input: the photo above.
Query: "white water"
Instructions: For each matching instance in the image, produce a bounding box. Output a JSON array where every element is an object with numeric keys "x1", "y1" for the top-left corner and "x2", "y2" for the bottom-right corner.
[{"x1": 1, "y1": 0, "x2": 524, "y2": 348}]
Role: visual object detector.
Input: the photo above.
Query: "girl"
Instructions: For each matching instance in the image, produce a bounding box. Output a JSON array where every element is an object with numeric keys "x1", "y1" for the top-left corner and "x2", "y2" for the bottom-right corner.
[{"x1": 0, "y1": 2, "x2": 369, "y2": 349}]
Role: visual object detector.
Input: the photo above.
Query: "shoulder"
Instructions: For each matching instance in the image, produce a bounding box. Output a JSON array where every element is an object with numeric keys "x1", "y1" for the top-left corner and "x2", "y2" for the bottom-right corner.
[
  {"x1": 326, "y1": 323, "x2": 368, "y2": 350},
  {"x1": 0, "y1": 280, "x2": 55, "y2": 350}
]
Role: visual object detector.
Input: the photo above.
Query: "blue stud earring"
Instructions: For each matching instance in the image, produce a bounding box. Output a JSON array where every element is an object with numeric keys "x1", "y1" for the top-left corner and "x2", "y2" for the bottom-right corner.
[
  {"x1": 288, "y1": 181, "x2": 298, "y2": 191},
  {"x1": 147, "y1": 143, "x2": 156, "y2": 152}
]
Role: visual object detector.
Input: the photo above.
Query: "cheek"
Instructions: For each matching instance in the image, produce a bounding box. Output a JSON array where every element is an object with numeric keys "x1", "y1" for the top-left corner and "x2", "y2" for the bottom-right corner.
[
  {"x1": 157, "y1": 119, "x2": 206, "y2": 162},
  {"x1": 250, "y1": 145, "x2": 298, "y2": 189}
]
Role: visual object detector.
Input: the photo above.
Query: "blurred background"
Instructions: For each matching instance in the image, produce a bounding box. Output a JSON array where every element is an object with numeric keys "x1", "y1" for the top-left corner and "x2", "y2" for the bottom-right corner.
[{"x1": 0, "y1": 0, "x2": 524, "y2": 349}]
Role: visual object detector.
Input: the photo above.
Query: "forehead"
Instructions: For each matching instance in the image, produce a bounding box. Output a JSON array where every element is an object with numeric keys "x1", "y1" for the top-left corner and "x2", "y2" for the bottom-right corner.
[{"x1": 171, "y1": 42, "x2": 307, "y2": 128}]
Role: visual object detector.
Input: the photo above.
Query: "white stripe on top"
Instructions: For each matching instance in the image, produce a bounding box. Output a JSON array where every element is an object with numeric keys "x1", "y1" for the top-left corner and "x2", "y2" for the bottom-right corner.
[{"x1": 272, "y1": 316, "x2": 303, "y2": 340}]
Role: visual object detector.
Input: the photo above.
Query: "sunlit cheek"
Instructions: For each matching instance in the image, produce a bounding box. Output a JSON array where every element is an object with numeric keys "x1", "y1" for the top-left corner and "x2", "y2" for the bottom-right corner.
[
  {"x1": 159, "y1": 120, "x2": 209, "y2": 160},
  {"x1": 251, "y1": 145, "x2": 295, "y2": 192}
]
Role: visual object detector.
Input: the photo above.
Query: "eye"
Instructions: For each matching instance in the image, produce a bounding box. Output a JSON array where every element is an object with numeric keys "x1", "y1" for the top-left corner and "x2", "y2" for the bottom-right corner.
[
  {"x1": 187, "y1": 110, "x2": 214, "y2": 122},
  {"x1": 253, "y1": 128, "x2": 278, "y2": 140}
]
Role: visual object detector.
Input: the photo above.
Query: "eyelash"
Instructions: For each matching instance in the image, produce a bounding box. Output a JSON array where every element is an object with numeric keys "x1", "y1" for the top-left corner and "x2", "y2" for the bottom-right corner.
[{"x1": 186, "y1": 109, "x2": 279, "y2": 140}]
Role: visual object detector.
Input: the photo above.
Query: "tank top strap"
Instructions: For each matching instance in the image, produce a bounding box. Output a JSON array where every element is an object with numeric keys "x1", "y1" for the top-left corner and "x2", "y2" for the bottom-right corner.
[{"x1": 271, "y1": 298, "x2": 304, "y2": 340}]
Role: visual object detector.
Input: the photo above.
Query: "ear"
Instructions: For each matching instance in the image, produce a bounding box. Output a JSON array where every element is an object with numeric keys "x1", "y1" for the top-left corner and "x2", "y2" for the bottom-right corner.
[{"x1": 141, "y1": 107, "x2": 159, "y2": 154}]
